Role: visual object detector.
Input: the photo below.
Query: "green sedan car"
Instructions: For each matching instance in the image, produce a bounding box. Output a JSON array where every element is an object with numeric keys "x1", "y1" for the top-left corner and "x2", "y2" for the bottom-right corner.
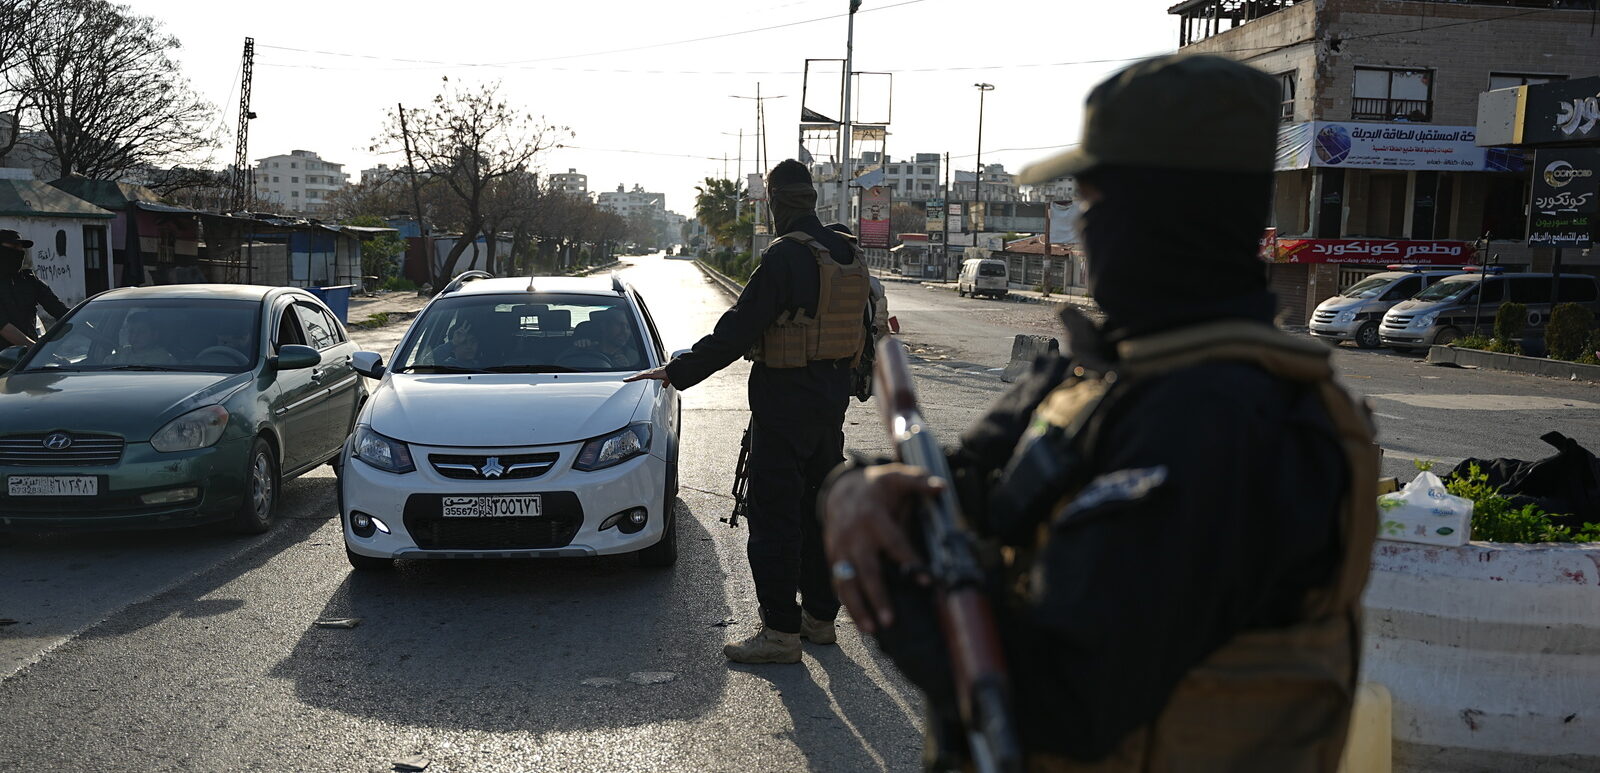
[{"x1": 0, "y1": 285, "x2": 364, "y2": 534}]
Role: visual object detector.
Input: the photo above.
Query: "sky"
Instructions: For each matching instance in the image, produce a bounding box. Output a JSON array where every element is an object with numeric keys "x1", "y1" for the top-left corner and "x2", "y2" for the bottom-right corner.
[{"x1": 124, "y1": 0, "x2": 1181, "y2": 214}]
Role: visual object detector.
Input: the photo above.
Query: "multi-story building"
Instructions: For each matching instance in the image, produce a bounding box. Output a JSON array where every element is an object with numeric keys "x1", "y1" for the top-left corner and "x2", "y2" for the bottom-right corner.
[
  {"x1": 359, "y1": 164, "x2": 406, "y2": 188},
  {"x1": 1171, "y1": 0, "x2": 1600, "y2": 323},
  {"x1": 595, "y1": 183, "x2": 666, "y2": 219},
  {"x1": 1023, "y1": 175, "x2": 1077, "y2": 203},
  {"x1": 549, "y1": 168, "x2": 588, "y2": 195},
  {"x1": 254, "y1": 150, "x2": 350, "y2": 216},
  {"x1": 950, "y1": 164, "x2": 1021, "y2": 203},
  {"x1": 882, "y1": 153, "x2": 943, "y2": 198}
]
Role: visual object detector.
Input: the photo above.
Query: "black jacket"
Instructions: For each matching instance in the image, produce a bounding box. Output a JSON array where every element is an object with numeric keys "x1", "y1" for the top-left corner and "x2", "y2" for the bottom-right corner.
[
  {"x1": 869, "y1": 303, "x2": 1347, "y2": 762},
  {"x1": 0, "y1": 270, "x2": 69, "y2": 336},
  {"x1": 666, "y1": 214, "x2": 856, "y2": 423}
]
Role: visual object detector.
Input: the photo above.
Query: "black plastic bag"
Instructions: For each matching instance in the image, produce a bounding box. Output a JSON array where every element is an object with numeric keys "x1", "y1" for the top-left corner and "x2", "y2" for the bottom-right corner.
[{"x1": 1450, "y1": 432, "x2": 1600, "y2": 529}]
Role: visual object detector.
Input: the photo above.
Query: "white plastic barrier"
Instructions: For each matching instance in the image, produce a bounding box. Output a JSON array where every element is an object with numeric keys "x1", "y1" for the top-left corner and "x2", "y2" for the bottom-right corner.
[{"x1": 1361, "y1": 541, "x2": 1600, "y2": 772}]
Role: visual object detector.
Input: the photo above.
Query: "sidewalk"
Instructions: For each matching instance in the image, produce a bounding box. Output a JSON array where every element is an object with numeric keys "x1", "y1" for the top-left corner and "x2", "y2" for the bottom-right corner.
[{"x1": 346, "y1": 290, "x2": 431, "y2": 328}]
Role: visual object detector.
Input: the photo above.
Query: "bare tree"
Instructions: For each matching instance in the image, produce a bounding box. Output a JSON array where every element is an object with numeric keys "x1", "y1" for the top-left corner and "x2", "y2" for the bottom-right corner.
[
  {"x1": 375, "y1": 78, "x2": 567, "y2": 283},
  {"x1": 20, "y1": 0, "x2": 215, "y2": 179},
  {"x1": 0, "y1": 1, "x2": 36, "y2": 163}
]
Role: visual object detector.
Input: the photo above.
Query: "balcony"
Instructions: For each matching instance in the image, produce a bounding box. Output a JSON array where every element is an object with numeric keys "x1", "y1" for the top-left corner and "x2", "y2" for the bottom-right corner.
[{"x1": 1352, "y1": 97, "x2": 1433, "y2": 122}]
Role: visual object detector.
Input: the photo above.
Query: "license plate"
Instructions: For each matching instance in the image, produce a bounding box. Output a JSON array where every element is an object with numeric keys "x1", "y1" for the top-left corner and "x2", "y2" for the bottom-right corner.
[
  {"x1": 8, "y1": 475, "x2": 98, "y2": 497},
  {"x1": 441, "y1": 495, "x2": 543, "y2": 518}
]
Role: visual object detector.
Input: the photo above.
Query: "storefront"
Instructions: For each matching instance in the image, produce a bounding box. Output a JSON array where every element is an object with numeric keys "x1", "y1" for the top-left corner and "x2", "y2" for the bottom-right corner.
[{"x1": 1268, "y1": 121, "x2": 1521, "y2": 323}]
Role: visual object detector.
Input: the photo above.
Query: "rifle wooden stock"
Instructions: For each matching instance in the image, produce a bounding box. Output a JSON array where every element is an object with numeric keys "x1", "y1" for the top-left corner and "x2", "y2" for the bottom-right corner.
[{"x1": 873, "y1": 336, "x2": 1023, "y2": 773}]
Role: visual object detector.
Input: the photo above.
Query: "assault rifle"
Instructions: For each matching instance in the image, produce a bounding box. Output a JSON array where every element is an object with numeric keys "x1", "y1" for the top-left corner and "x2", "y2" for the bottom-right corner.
[
  {"x1": 723, "y1": 421, "x2": 752, "y2": 528},
  {"x1": 875, "y1": 337, "x2": 1022, "y2": 773}
]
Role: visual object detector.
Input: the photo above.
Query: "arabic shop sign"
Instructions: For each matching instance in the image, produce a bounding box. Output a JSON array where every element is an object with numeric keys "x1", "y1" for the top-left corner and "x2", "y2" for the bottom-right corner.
[
  {"x1": 1528, "y1": 148, "x2": 1598, "y2": 249},
  {"x1": 925, "y1": 197, "x2": 945, "y2": 232},
  {"x1": 1276, "y1": 121, "x2": 1524, "y2": 172},
  {"x1": 1271, "y1": 238, "x2": 1475, "y2": 265},
  {"x1": 1519, "y1": 76, "x2": 1600, "y2": 146}
]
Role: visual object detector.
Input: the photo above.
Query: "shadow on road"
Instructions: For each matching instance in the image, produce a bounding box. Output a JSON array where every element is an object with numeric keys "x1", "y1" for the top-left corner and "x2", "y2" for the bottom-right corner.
[
  {"x1": 10, "y1": 473, "x2": 338, "y2": 646},
  {"x1": 268, "y1": 497, "x2": 732, "y2": 733},
  {"x1": 733, "y1": 644, "x2": 925, "y2": 773}
]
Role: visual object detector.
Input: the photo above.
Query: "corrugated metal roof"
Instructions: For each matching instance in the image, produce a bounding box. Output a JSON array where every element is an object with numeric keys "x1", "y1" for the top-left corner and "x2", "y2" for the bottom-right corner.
[
  {"x1": 0, "y1": 179, "x2": 115, "y2": 219},
  {"x1": 46, "y1": 176, "x2": 162, "y2": 210}
]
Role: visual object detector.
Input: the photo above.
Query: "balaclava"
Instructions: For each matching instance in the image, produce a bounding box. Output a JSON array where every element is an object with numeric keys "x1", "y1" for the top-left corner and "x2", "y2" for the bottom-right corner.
[
  {"x1": 767, "y1": 159, "x2": 818, "y2": 235},
  {"x1": 1077, "y1": 165, "x2": 1276, "y2": 340},
  {"x1": 0, "y1": 245, "x2": 24, "y2": 276}
]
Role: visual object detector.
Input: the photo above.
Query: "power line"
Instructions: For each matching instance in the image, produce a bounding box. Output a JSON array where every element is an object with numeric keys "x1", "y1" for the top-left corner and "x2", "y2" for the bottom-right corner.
[{"x1": 255, "y1": 0, "x2": 930, "y2": 70}]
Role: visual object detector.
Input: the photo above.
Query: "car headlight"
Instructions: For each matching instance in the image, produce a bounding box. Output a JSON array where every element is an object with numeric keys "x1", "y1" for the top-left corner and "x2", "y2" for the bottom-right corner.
[
  {"x1": 1414, "y1": 312, "x2": 1438, "y2": 328},
  {"x1": 1335, "y1": 310, "x2": 1356, "y2": 324},
  {"x1": 352, "y1": 425, "x2": 415, "y2": 474},
  {"x1": 150, "y1": 405, "x2": 230, "y2": 452},
  {"x1": 573, "y1": 423, "x2": 651, "y2": 471}
]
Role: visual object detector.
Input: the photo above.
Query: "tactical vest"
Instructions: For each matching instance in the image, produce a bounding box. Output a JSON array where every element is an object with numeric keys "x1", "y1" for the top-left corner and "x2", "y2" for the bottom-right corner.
[
  {"x1": 1024, "y1": 320, "x2": 1379, "y2": 773},
  {"x1": 749, "y1": 230, "x2": 872, "y2": 369}
]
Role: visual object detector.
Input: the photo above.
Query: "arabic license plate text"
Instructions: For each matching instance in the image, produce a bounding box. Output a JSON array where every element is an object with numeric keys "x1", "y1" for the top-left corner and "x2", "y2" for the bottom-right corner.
[
  {"x1": 8, "y1": 475, "x2": 98, "y2": 497},
  {"x1": 441, "y1": 495, "x2": 543, "y2": 518}
]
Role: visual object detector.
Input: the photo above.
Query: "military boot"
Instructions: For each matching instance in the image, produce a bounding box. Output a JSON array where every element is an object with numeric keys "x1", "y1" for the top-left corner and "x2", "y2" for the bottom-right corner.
[
  {"x1": 723, "y1": 626, "x2": 802, "y2": 664},
  {"x1": 800, "y1": 611, "x2": 837, "y2": 645}
]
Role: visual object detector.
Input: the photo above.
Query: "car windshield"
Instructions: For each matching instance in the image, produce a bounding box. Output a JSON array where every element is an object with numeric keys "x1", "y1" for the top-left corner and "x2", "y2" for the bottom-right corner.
[
  {"x1": 978, "y1": 263, "x2": 1006, "y2": 277},
  {"x1": 392, "y1": 293, "x2": 649, "y2": 374},
  {"x1": 1341, "y1": 276, "x2": 1396, "y2": 298},
  {"x1": 22, "y1": 298, "x2": 262, "y2": 373},
  {"x1": 1413, "y1": 278, "x2": 1477, "y2": 302}
]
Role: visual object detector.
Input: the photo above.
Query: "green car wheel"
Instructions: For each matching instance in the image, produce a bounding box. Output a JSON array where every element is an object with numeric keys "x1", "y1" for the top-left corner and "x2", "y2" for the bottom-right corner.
[{"x1": 232, "y1": 438, "x2": 279, "y2": 534}]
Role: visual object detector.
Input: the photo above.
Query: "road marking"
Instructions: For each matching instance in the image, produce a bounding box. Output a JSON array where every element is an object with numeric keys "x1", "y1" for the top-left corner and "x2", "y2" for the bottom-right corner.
[
  {"x1": 1370, "y1": 394, "x2": 1600, "y2": 411},
  {"x1": 1374, "y1": 412, "x2": 1405, "y2": 421}
]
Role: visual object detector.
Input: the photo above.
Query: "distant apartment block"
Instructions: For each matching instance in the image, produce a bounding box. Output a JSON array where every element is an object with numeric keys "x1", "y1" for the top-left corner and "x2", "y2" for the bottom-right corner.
[{"x1": 254, "y1": 150, "x2": 350, "y2": 216}]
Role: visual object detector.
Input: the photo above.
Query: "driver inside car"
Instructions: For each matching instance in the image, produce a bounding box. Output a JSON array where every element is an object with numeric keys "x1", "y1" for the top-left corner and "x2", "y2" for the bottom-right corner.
[
  {"x1": 435, "y1": 320, "x2": 482, "y2": 368},
  {"x1": 572, "y1": 309, "x2": 641, "y2": 369},
  {"x1": 104, "y1": 312, "x2": 177, "y2": 366}
]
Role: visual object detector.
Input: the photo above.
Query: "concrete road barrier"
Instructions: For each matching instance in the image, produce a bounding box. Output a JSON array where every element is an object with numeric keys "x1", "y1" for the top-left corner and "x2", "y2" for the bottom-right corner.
[
  {"x1": 1001, "y1": 334, "x2": 1060, "y2": 383},
  {"x1": 1361, "y1": 541, "x2": 1600, "y2": 772}
]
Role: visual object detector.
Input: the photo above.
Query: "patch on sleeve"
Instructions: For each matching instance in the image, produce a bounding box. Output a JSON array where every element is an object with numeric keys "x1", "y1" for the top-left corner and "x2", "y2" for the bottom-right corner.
[{"x1": 1060, "y1": 466, "x2": 1170, "y2": 520}]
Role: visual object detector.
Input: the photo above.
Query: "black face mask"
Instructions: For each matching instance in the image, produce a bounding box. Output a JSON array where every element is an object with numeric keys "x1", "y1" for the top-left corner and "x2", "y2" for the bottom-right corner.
[
  {"x1": 1079, "y1": 166, "x2": 1276, "y2": 339},
  {"x1": 0, "y1": 246, "x2": 23, "y2": 275}
]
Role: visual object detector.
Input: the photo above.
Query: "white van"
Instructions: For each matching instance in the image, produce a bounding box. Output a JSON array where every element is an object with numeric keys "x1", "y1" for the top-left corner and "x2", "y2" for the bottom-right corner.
[
  {"x1": 1380, "y1": 271, "x2": 1600, "y2": 350},
  {"x1": 1309, "y1": 267, "x2": 1457, "y2": 349},
  {"x1": 958, "y1": 258, "x2": 1009, "y2": 299}
]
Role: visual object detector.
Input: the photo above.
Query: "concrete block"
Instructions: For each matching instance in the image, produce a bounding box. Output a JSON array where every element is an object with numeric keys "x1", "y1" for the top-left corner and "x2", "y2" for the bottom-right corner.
[{"x1": 1001, "y1": 334, "x2": 1059, "y2": 383}]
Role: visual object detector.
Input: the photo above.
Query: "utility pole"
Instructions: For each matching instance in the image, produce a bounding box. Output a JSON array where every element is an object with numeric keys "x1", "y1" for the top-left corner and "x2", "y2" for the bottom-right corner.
[
  {"x1": 230, "y1": 37, "x2": 255, "y2": 213},
  {"x1": 943, "y1": 151, "x2": 952, "y2": 279},
  {"x1": 397, "y1": 103, "x2": 433, "y2": 285},
  {"x1": 974, "y1": 83, "x2": 995, "y2": 223},
  {"x1": 838, "y1": 0, "x2": 861, "y2": 225},
  {"x1": 731, "y1": 86, "x2": 787, "y2": 232}
]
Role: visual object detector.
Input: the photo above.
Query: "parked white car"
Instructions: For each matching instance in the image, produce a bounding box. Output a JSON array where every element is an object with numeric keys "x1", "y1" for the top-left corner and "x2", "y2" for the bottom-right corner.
[{"x1": 339, "y1": 273, "x2": 682, "y2": 570}]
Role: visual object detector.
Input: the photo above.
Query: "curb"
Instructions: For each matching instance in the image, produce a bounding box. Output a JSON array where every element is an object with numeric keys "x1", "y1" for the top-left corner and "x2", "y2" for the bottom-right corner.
[
  {"x1": 1427, "y1": 345, "x2": 1600, "y2": 382},
  {"x1": 695, "y1": 259, "x2": 746, "y2": 297}
]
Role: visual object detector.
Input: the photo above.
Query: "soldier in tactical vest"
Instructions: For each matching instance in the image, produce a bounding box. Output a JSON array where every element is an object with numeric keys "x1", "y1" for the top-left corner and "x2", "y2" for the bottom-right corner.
[
  {"x1": 627, "y1": 160, "x2": 871, "y2": 664},
  {"x1": 820, "y1": 55, "x2": 1378, "y2": 770}
]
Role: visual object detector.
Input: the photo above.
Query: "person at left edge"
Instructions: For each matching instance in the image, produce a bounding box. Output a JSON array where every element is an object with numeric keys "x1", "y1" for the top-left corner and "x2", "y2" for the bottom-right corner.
[
  {"x1": 0, "y1": 229, "x2": 68, "y2": 348},
  {"x1": 627, "y1": 159, "x2": 871, "y2": 665}
]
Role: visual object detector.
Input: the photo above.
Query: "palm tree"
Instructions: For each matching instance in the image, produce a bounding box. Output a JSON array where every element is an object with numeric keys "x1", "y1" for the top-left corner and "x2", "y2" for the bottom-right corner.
[{"x1": 693, "y1": 177, "x2": 744, "y2": 248}]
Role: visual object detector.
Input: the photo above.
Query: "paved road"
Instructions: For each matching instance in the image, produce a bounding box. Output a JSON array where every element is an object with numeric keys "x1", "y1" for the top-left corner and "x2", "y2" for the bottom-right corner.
[
  {"x1": 0, "y1": 254, "x2": 932, "y2": 773},
  {"x1": 879, "y1": 278, "x2": 1600, "y2": 481},
  {"x1": 3, "y1": 254, "x2": 1596, "y2": 772}
]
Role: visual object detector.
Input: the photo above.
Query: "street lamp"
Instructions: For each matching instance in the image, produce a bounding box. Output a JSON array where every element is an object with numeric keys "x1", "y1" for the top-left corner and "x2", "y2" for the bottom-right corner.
[{"x1": 974, "y1": 83, "x2": 995, "y2": 208}]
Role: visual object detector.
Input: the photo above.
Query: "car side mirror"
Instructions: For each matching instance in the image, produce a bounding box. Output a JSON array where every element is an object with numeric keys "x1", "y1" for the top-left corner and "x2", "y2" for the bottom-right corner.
[
  {"x1": 670, "y1": 349, "x2": 692, "y2": 360},
  {"x1": 351, "y1": 351, "x2": 385, "y2": 379},
  {"x1": 270, "y1": 344, "x2": 321, "y2": 371},
  {"x1": 0, "y1": 345, "x2": 23, "y2": 372}
]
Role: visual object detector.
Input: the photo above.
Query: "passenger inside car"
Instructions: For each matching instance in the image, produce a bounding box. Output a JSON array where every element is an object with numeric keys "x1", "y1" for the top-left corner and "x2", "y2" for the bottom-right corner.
[
  {"x1": 104, "y1": 313, "x2": 177, "y2": 366},
  {"x1": 429, "y1": 319, "x2": 483, "y2": 368}
]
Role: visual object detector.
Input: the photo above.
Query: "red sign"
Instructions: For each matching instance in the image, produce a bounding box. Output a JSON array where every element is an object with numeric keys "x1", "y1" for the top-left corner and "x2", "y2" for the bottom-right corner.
[{"x1": 1271, "y1": 238, "x2": 1475, "y2": 265}]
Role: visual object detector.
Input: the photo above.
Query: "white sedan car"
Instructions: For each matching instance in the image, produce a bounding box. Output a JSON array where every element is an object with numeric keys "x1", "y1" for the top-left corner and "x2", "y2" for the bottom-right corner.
[{"x1": 340, "y1": 273, "x2": 682, "y2": 571}]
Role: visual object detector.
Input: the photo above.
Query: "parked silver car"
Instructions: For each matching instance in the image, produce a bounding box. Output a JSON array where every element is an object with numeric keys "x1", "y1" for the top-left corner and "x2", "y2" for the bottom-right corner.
[{"x1": 1309, "y1": 268, "x2": 1457, "y2": 349}]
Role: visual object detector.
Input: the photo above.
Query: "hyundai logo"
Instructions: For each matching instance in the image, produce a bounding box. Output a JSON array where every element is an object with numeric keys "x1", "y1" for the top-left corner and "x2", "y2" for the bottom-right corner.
[
  {"x1": 42, "y1": 432, "x2": 73, "y2": 451},
  {"x1": 479, "y1": 456, "x2": 505, "y2": 479}
]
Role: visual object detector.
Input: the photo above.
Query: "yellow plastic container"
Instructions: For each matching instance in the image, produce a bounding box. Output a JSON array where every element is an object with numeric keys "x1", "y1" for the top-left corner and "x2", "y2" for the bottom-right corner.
[{"x1": 1338, "y1": 682, "x2": 1393, "y2": 773}]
